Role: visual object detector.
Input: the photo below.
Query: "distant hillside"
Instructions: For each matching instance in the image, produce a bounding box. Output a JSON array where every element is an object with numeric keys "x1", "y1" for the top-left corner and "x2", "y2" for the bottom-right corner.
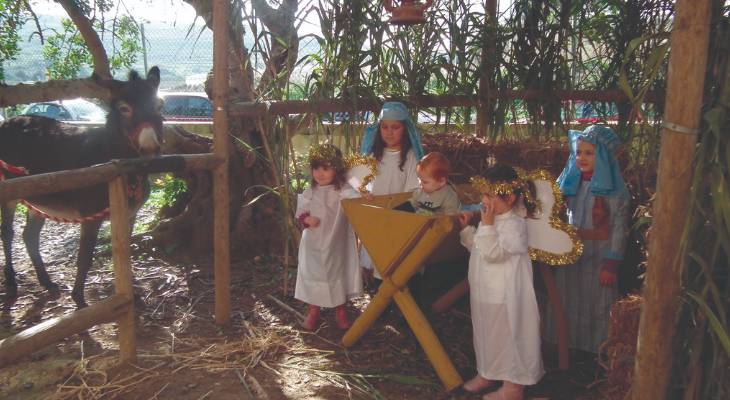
[
  {"x1": 2, "y1": 14, "x2": 318, "y2": 91},
  {"x1": 3, "y1": 14, "x2": 215, "y2": 89}
]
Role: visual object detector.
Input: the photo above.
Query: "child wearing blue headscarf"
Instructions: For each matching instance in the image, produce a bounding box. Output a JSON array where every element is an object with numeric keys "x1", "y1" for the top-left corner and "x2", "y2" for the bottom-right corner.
[
  {"x1": 359, "y1": 102, "x2": 424, "y2": 279},
  {"x1": 546, "y1": 125, "x2": 630, "y2": 355}
]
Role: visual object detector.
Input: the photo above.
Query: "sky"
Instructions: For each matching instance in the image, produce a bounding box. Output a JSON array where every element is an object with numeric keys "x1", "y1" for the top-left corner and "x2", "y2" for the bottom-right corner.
[{"x1": 31, "y1": 0, "x2": 199, "y2": 25}]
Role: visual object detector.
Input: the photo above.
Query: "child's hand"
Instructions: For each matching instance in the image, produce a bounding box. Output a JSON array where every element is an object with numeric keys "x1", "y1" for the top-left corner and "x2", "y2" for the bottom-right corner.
[
  {"x1": 480, "y1": 199, "x2": 495, "y2": 225},
  {"x1": 305, "y1": 216, "x2": 321, "y2": 228},
  {"x1": 599, "y1": 269, "x2": 616, "y2": 286},
  {"x1": 599, "y1": 260, "x2": 619, "y2": 286},
  {"x1": 458, "y1": 212, "x2": 471, "y2": 228},
  {"x1": 363, "y1": 191, "x2": 375, "y2": 200}
]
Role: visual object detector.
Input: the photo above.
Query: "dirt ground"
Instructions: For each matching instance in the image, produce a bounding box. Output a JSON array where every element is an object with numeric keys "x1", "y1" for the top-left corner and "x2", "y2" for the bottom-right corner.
[{"x1": 1, "y1": 208, "x2": 608, "y2": 400}]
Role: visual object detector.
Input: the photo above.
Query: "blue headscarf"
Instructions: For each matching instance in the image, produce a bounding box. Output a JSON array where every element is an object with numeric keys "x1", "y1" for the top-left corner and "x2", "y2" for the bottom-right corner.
[
  {"x1": 557, "y1": 125, "x2": 628, "y2": 197},
  {"x1": 359, "y1": 101, "x2": 424, "y2": 160}
]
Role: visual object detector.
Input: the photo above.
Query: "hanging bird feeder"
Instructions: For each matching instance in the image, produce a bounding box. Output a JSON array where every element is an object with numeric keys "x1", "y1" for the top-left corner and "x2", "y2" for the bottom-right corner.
[{"x1": 383, "y1": 0, "x2": 433, "y2": 25}]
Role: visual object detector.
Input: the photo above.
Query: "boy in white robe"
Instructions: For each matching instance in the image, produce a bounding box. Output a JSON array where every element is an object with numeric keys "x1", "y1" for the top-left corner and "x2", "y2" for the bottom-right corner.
[
  {"x1": 295, "y1": 144, "x2": 362, "y2": 330},
  {"x1": 458, "y1": 164, "x2": 544, "y2": 400}
]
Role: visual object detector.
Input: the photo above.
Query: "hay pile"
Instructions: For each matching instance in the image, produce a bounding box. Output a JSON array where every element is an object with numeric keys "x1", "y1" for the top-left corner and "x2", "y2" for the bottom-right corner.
[
  {"x1": 421, "y1": 133, "x2": 569, "y2": 183},
  {"x1": 599, "y1": 294, "x2": 642, "y2": 399}
]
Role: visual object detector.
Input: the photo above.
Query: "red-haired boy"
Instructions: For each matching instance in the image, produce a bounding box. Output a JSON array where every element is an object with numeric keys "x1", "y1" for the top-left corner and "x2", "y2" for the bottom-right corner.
[{"x1": 409, "y1": 152, "x2": 461, "y2": 215}]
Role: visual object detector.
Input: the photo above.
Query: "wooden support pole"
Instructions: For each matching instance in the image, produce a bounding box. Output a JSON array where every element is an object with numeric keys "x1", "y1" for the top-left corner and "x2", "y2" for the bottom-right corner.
[
  {"x1": 109, "y1": 176, "x2": 136, "y2": 363},
  {"x1": 476, "y1": 0, "x2": 498, "y2": 138},
  {"x1": 212, "y1": 0, "x2": 231, "y2": 326},
  {"x1": 431, "y1": 279, "x2": 469, "y2": 314},
  {"x1": 632, "y1": 1, "x2": 711, "y2": 399},
  {"x1": 0, "y1": 294, "x2": 131, "y2": 366},
  {"x1": 0, "y1": 154, "x2": 222, "y2": 203}
]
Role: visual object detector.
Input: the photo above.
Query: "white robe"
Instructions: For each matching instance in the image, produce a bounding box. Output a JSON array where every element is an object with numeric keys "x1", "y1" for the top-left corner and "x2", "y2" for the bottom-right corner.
[
  {"x1": 370, "y1": 148, "x2": 420, "y2": 195},
  {"x1": 295, "y1": 183, "x2": 362, "y2": 307},
  {"x1": 361, "y1": 149, "x2": 420, "y2": 274},
  {"x1": 460, "y1": 211, "x2": 544, "y2": 385}
]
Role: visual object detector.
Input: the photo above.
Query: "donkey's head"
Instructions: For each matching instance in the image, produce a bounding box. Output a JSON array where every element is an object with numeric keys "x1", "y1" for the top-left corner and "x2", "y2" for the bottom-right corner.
[{"x1": 99, "y1": 67, "x2": 164, "y2": 157}]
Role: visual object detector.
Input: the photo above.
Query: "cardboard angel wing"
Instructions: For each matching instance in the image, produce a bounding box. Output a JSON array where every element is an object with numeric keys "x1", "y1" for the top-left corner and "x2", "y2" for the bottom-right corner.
[
  {"x1": 521, "y1": 170, "x2": 583, "y2": 266},
  {"x1": 344, "y1": 154, "x2": 378, "y2": 193}
]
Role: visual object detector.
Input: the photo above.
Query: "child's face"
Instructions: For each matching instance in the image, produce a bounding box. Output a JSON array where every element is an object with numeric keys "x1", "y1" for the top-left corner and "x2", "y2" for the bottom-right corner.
[
  {"x1": 576, "y1": 140, "x2": 596, "y2": 173},
  {"x1": 379, "y1": 119, "x2": 405, "y2": 149},
  {"x1": 312, "y1": 165, "x2": 336, "y2": 186},
  {"x1": 417, "y1": 169, "x2": 447, "y2": 194},
  {"x1": 481, "y1": 191, "x2": 515, "y2": 215}
]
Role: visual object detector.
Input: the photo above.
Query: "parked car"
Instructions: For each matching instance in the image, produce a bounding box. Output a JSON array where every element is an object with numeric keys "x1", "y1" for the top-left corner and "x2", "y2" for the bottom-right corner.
[
  {"x1": 158, "y1": 92, "x2": 213, "y2": 122},
  {"x1": 22, "y1": 98, "x2": 107, "y2": 122},
  {"x1": 574, "y1": 102, "x2": 619, "y2": 124}
]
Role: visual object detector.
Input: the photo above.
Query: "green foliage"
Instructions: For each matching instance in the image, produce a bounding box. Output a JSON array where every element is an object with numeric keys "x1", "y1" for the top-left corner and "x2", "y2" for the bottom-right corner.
[
  {"x1": 43, "y1": 19, "x2": 93, "y2": 80},
  {"x1": 148, "y1": 174, "x2": 188, "y2": 210},
  {"x1": 0, "y1": 0, "x2": 27, "y2": 80},
  {"x1": 43, "y1": 15, "x2": 141, "y2": 80}
]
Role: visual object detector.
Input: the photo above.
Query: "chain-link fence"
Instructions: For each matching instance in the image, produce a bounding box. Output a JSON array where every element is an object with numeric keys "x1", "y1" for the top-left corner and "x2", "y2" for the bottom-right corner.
[{"x1": 3, "y1": 16, "x2": 214, "y2": 91}]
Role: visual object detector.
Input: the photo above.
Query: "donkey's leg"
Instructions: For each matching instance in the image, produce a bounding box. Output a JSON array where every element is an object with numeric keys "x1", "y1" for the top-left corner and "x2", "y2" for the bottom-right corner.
[
  {"x1": 72, "y1": 219, "x2": 103, "y2": 308},
  {"x1": 22, "y1": 211, "x2": 58, "y2": 291},
  {"x1": 1, "y1": 202, "x2": 18, "y2": 297}
]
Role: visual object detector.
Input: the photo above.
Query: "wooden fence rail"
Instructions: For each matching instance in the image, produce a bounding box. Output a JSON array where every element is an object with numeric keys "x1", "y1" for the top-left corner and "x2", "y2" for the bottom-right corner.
[
  {"x1": 0, "y1": 154, "x2": 222, "y2": 203},
  {"x1": 229, "y1": 90, "x2": 665, "y2": 117}
]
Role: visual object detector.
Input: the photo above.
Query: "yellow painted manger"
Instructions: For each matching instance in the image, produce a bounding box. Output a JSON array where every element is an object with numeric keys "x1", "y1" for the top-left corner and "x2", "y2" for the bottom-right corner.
[{"x1": 340, "y1": 192, "x2": 467, "y2": 391}]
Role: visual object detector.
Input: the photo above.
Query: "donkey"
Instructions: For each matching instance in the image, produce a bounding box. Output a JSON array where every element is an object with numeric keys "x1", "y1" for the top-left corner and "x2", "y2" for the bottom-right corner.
[{"x1": 0, "y1": 67, "x2": 164, "y2": 308}]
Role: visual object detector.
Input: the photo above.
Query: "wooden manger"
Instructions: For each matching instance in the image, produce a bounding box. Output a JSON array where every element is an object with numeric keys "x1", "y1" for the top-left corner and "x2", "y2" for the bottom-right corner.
[{"x1": 340, "y1": 192, "x2": 466, "y2": 391}]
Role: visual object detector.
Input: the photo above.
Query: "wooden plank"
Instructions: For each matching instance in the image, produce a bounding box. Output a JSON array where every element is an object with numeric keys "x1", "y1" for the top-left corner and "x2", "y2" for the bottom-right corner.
[
  {"x1": 109, "y1": 176, "x2": 136, "y2": 363},
  {"x1": 0, "y1": 154, "x2": 222, "y2": 203},
  {"x1": 229, "y1": 90, "x2": 665, "y2": 117},
  {"x1": 213, "y1": 0, "x2": 231, "y2": 327},
  {"x1": 0, "y1": 294, "x2": 131, "y2": 366},
  {"x1": 632, "y1": 1, "x2": 711, "y2": 399}
]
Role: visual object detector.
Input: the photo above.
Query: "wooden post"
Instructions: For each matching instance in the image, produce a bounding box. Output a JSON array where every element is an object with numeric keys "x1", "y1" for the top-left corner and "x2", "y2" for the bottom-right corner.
[
  {"x1": 212, "y1": 0, "x2": 231, "y2": 326},
  {"x1": 0, "y1": 294, "x2": 131, "y2": 366},
  {"x1": 475, "y1": 0, "x2": 498, "y2": 138},
  {"x1": 632, "y1": 1, "x2": 711, "y2": 399},
  {"x1": 109, "y1": 176, "x2": 136, "y2": 362}
]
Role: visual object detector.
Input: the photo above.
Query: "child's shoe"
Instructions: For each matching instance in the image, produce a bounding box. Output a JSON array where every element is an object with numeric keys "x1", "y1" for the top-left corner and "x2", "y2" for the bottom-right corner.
[
  {"x1": 335, "y1": 305, "x2": 351, "y2": 330},
  {"x1": 301, "y1": 305, "x2": 320, "y2": 330}
]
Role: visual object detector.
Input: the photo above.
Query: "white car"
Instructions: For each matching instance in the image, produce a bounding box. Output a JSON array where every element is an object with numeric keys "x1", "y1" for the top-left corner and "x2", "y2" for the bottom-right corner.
[{"x1": 22, "y1": 98, "x2": 107, "y2": 122}]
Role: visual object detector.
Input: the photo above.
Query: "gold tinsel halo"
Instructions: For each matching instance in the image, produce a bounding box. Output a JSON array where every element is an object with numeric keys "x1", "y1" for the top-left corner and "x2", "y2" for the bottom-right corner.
[
  {"x1": 308, "y1": 143, "x2": 345, "y2": 172},
  {"x1": 523, "y1": 169, "x2": 583, "y2": 266},
  {"x1": 344, "y1": 154, "x2": 378, "y2": 193},
  {"x1": 469, "y1": 169, "x2": 540, "y2": 212}
]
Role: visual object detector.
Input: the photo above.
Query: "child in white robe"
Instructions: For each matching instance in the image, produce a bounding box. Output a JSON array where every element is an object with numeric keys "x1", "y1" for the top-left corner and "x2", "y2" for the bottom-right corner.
[
  {"x1": 458, "y1": 164, "x2": 544, "y2": 400},
  {"x1": 295, "y1": 144, "x2": 362, "y2": 330},
  {"x1": 359, "y1": 101, "x2": 424, "y2": 279}
]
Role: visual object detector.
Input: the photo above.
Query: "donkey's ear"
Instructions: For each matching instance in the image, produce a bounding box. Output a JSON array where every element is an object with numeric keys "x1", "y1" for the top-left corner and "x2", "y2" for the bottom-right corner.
[{"x1": 147, "y1": 66, "x2": 161, "y2": 89}]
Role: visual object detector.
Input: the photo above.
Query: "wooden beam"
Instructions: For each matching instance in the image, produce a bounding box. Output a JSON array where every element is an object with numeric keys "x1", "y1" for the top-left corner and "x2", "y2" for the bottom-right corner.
[
  {"x1": 475, "y1": 0, "x2": 498, "y2": 138},
  {"x1": 0, "y1": 154, "x2": 222, "y2": 203},
  {"x1": 109, "y1": 176, "x2": 136, "y2": 363},
  {"x1": 229, "y1": 90, "x2": 665, "y2": 117},
  {"x1": 632, "y1": 1, "x2": 711, "y2": 399},
  {"x1": 213, "y1": 0, "x2": 231, "y2": 327},
  {"x1": 0, "y1": 294, "x2": 131, "y2": 366}
]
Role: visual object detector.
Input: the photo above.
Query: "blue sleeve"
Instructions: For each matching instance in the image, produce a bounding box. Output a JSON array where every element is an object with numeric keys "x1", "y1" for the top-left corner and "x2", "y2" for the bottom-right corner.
[{"x1": 604, "y1": 192, "x2": 629, "y2": 260}]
